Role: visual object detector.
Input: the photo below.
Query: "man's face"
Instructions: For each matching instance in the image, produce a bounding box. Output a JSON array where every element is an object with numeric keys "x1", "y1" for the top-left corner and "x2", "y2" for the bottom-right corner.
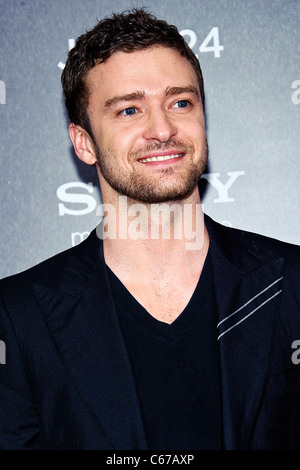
[{"x1": 86, "y1": 46, "x2": 208, "y2": 203}]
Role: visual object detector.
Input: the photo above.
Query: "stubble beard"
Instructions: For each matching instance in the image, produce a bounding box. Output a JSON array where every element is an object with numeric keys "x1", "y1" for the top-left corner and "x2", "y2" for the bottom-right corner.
[{"x1": 94, "y1": 138, "x2": 208, "y2": 204}]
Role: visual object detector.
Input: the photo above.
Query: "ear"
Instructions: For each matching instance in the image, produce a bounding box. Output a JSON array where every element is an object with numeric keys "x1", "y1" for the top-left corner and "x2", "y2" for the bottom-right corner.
[{"x1": 68, "y1": 123, "x2": 97, "y2": 165}]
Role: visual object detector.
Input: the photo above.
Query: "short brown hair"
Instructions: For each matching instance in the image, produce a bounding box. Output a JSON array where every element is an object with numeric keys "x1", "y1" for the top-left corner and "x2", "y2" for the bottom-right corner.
[{"x1": 61, "y1": 8, "x2": 205, "y2": 136}]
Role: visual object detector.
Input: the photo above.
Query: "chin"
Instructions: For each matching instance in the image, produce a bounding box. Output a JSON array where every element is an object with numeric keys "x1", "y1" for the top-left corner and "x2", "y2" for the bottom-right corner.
[{"x1": 122, "y1": 182, "x2": 198, "y2": 204}]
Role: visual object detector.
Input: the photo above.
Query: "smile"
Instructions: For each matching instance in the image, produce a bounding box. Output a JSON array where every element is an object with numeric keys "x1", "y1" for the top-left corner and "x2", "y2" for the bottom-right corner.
[{"x1": 138, "y1": 153, "x2": 184, "y2": 163}]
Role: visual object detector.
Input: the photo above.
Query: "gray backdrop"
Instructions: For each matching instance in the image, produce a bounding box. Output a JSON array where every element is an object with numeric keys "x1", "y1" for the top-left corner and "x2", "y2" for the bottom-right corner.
[{"x1": 0, "y1": 0, "x2": 299, "y2": 278}]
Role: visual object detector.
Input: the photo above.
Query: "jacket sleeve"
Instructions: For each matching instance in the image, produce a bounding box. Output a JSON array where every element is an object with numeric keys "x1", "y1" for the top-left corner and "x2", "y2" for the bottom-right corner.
[{"x1": 0, "y1": 294, "x2": 41, "y2": 449}]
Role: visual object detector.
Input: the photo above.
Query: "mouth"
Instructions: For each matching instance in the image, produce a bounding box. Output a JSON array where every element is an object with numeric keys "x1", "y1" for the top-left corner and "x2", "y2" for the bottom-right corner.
[{"x1": 138, "y1": 152, "x2": 185, "y2": 164}]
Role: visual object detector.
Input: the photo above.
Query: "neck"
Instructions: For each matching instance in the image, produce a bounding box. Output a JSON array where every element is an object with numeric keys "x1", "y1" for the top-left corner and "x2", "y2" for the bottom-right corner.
[{"x1": 98, "y1": 182, "x2": 209, "y2": 279}]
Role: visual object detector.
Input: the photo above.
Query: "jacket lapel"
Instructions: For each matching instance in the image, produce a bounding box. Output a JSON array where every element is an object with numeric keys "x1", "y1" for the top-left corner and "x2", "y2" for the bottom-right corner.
[
  {"x1": 34, "y1": 231, "x2": 147, "y2": 450},
  {"x1": 33, "y1": 216, "x2": 285, "y2": 450},
  {"x1": 206, "y1": 216, "x2": 284, "y2": 449}
]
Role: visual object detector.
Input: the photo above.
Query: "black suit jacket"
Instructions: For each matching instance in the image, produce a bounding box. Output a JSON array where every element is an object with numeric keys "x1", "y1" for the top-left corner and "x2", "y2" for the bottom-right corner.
[{"x1": 0, "y1": 215, "x2": 300, "y2": 450}]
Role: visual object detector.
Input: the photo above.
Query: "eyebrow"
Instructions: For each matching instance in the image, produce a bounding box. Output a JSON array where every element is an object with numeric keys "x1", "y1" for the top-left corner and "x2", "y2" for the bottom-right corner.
[
  {"x1": 104, "y1": 85, "x2": 200, "y2": 109},
  {"x1": 104, "y1": 91, "x2": 145, "y2": 109},
  {"x1": 165, "y1": 85, "x2": 200, "y2": 98}
]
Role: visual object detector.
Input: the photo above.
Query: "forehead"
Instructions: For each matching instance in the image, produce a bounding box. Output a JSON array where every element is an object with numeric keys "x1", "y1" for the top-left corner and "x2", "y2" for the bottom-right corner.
[{"x1": 86, "y1": 46, "x2": 199, "y2": 102}]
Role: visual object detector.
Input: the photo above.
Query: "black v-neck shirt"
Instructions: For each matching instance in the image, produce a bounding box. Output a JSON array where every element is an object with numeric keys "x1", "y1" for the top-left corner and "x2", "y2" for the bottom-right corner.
[{"x1": 107, "y1": 252, "x2": 221, "y2": 450}]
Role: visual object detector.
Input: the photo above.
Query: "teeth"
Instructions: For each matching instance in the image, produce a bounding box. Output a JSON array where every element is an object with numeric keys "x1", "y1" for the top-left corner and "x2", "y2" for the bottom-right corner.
[{"x1": 139, "y1": 153, "x2": 182, "y2": 163}]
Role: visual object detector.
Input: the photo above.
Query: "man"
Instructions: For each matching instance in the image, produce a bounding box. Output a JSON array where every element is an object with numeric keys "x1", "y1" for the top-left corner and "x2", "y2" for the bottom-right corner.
[{"x1": 0, "y1": 8, "x2": 300, "y2": 450}]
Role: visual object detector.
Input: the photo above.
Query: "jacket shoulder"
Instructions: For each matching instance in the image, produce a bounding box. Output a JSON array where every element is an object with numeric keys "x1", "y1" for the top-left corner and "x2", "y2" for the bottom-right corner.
[
  {"x1": 205, "y1": 214, "x2": 300, "y2": 268},
  {"x1": 232, "y1": 225, "x2": 300, "y2": 266},
  {"x1": 0, "y1": 229, "x2": 101, "y2": 295}
]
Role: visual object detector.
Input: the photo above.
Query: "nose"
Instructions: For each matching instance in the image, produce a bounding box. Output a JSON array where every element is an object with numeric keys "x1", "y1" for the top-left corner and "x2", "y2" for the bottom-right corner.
[{"x1": 142, "y1": 108, "x2": 177, "y2": 143}]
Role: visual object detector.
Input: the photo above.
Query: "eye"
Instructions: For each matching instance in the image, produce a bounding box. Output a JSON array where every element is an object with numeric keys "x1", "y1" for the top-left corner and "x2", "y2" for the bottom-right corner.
[
  {"x1": 173, "y1": 99, "x2": 190, "y2": 109},
  {"x1": 119, "y1": 106, "x2": 138, "y2": 116}
]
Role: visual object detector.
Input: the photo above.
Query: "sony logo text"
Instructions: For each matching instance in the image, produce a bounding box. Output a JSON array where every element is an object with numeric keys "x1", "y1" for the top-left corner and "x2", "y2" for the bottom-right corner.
[{"x1": 56, "y1": 171, "x2": 245, "y2": 217}]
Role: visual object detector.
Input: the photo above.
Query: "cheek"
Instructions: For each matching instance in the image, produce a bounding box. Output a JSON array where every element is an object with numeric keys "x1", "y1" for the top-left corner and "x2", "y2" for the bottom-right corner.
[
  {"x1": 179, "y1": 120, "x2": 206, "y2": 146},
  {"x1": 110, "y1": 128, "x2": 144, "y2": 154},
  {"x1": 102, "y1": 130, "x2": 139, "y2": 169},
  {"x1": 190, "y1": 121, "x2": 206, "y2": 143}
]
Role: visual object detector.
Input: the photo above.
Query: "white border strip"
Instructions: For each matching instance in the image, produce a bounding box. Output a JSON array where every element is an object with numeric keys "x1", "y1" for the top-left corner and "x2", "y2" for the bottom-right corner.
[
  {"x1": 217, "y1": 277, "x2": 283, "y2": 328},
  {"x1": 217, "y1": 289, "x2": 282, "y2": 341}
]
